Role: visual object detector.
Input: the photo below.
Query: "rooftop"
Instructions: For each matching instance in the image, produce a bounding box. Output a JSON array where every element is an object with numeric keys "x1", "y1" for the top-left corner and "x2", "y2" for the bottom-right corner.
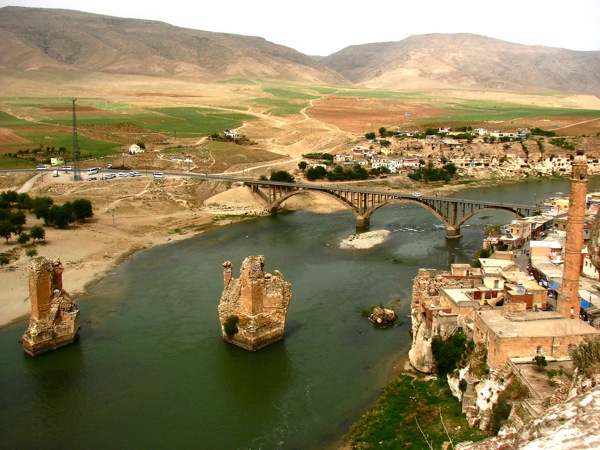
[{"x1": 478, "y1": 309, "x2": 600, "y2": 339}]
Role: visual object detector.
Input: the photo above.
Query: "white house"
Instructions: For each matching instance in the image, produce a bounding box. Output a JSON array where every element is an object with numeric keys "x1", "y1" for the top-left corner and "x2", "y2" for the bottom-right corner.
[
  {"x1": 129, "y1": 144, "x2": 144, "y2": 154},
  {"x1": 223, "y1": 129, "x2": 238, "y2": 138}
]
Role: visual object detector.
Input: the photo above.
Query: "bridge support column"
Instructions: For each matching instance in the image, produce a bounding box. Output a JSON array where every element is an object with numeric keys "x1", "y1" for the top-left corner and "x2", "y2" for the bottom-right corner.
[
  {"x1": 445, "y1": 226, "x2": 461, "y2": 239},
  {"x1": 356, "y1": 216, "x2": 370, "y2": 229}
]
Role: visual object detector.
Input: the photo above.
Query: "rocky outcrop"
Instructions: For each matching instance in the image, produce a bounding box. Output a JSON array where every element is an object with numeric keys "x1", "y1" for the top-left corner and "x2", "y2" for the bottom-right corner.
[
  {"x1": 367, "y1": 306, "x2": 396, "y2": 325},
  {"x1": 217, "y1": 255, "x2": 292, "y2": 351},
  {"x1": 457, "y1": 383, "x2": 600, "y2": 450},
  {"x1": 22, "y1": 258, "x2": 80, "y2": 356}
]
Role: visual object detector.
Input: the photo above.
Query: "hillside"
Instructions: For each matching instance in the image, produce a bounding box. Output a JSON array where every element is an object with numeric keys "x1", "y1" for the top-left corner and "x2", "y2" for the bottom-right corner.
[
  {"x1": 0, "y1": 7, "x2": 599, "y2": 99},
  {"x1": 0, "y1": 6, "x2": 347, "y2": 85},
  {"x1": 320, "y1": 34, "x2": 600, "y2": 96}
]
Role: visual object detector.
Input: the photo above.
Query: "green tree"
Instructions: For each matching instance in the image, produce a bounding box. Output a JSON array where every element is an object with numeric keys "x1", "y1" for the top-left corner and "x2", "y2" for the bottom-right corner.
[
  {"x1": 378, "y1": 127, "x2": 387, "y2": 137},
  {"x1": 0, "y1": 222, "x2": 15, "y2": 243},
  {"x1": 16, "y1": 232, "x2": 30, "y2": 246},
  {"x1": 306, "y1": 166, "x2": 327, "y2": 181},
  {"x1": 71, "y1": 199, "x2": 94, "y2": 221},
  {"x1": 29, "y1": 225, "x2": 45, "y2": 243},
  {"x1": 269, "y1": 170, "x2": 295, "y2": 183},
  {"x1": 298, "y1": 161, "x2": 308, "y2": 171},
  {"x1": 16, "y1": 193, "x2": 33, "y2": 211},
  {"x1": 431, "y1": 329, "x2": 472, "y2": 376},
  {"x1": 33, "y1": 197, "x2": 54, "y2": 220},
  {"x1": 365, "y1": 132, "x2": 376, "y2": 140},
  {"x1": 571, "y1": 336, "x2": 600, "y2": 377}
]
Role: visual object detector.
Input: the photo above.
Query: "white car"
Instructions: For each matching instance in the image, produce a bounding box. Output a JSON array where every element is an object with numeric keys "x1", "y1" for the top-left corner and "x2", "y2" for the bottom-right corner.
[
  {"x1": 153, "y1": 172, "x2": 165, "y2": 179},
  {"x1": 412, "y1": 192, "x2": 422, "y2": 197},
  {"x1": 36, "y1": 165, "x2": 47, "y2": 171},
  {"x1": 118, "y1": 172, "x2": 128, "y2": 177}
]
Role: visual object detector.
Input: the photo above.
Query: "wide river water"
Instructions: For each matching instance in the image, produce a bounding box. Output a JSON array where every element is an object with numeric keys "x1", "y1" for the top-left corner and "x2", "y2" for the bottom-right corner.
[{"x1": 1, "y1": 177, "x2": 599, "y2": 449}]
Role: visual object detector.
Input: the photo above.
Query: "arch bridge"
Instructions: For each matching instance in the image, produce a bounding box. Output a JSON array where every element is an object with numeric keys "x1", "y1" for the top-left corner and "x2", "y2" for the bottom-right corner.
[{"x1": 245, "y1": 180, "x2": 546, "y2": 239}]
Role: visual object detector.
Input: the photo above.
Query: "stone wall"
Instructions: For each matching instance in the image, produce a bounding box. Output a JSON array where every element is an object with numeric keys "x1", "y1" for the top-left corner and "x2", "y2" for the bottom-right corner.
[
  {"x1": 22, "y1": 258, "x2": 79, "y2": 356},
  {"x1": 218, "y1": 255, "x2": 291, "y2": 351}
]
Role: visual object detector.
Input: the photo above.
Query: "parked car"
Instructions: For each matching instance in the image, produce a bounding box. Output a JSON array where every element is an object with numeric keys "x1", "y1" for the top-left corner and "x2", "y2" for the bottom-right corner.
[
  {"x1": 118, "y1": 172, "x2": 128, "y2": 178},
  {"x1": 153, "y1": 172, "x2": 165, "y2": 179},
  {"x1": 62, "y1": 165, "x2": 72, "y2": 172},
  {"x1": 87, "y1": 176, "x2": 97, "y2": 181},
  {"x1": 129, "y1": 171, "x2": 141, "y2": 177},
  {"x1": 412, "y1": 192, "x2": 422, "y2": 197},
  {"x1": 36, "y1": 165, "x2": 47, "y2": 171},
  {"x1": 101, "y1": 173, "x2": 116, "y2": 180}
]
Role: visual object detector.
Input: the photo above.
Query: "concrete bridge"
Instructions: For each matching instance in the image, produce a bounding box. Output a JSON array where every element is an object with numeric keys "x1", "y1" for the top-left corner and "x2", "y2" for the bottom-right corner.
[
  {"x1": 243, "y1": 179, "x2": 546, "y2": 239},
  {"x1": 0, "y1": 169, "x2": 547, "y2": 239}
]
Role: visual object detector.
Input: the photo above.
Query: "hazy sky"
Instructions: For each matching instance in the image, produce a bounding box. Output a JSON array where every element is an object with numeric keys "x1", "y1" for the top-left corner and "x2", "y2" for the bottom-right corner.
[{"x1": 2, "y1": 0, "x2": 599, "y2": 55}]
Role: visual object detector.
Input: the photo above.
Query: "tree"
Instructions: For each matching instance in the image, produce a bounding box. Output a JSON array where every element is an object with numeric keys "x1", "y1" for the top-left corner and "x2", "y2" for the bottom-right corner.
[
  {"x1": 33, "y1": 196, "x2": 54, "y2": 220},
  {"x1": 306, "y1": 166, "x2": 327, "y2": 181},
  {"x1": 571, "y1": 336, "x2": 600, "y2": 377},
  {"x1": 269, "y1": 170, "x2": 295, "y2": 183},
  {"x1": 532, "y1": 355, "x2": 548, "y2": 372},
  {"x1": 46, "y1": 205, "x2": 73, "y2": 229},
  {"x1": 378, "y1": 127, "x2": 387, "y2": 137},
  {"x1": 298, "y1": 161, "x2": 308, "y2": 171},
  {"x1": 0, "y1": 222, "x2": 15, "y2": 243},
  {"x1": 16, "y1": 193, "x2": 33, "y2": 211},
  {"x1": 431, "y1": 329, "x2": 472, "y2": 376},
  {"x1": 29, "y1": 225, "x2": 45, "y2": 243},
  {"x1": 71, "y1": 198, "x2": 94, "y2": 221},
  {"x1": 365, "y1": 132, "x2": 376, "y2": 140},
  {"x1": 16, "y1": 232, "x2": 30, "y2": 246}
]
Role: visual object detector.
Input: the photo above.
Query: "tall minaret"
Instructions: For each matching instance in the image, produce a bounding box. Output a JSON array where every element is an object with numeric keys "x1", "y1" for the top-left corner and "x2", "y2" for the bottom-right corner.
[{"x1": 557, "y1": 150, "x2": 588, "y2": 319}]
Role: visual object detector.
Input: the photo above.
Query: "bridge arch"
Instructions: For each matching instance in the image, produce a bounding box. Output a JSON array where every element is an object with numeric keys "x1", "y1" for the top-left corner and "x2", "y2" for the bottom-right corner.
[
  {"x1": 268, "y1": 189, "x2": 357, "y2": 216},
  {"x1": 351, "y1": 199, "x2": 529, "y2": 239}
]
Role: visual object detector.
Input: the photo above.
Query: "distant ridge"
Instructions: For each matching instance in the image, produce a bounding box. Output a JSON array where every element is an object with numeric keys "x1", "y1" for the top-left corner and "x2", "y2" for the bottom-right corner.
[
  {"x1": 0, "y1": 6, "x2": 599, "y2": 97},
  {"x1": 0, "y1": 6, "x2": 347, "y2": 85},
  {"x1": 320, "y1": 33, "x2": 600, "y2": 96}
]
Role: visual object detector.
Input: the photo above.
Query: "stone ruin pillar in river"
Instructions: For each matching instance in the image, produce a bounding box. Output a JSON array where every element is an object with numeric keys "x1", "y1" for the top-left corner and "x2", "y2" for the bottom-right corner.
[
  {"x1": 22, "y1": 257, "x2": 80, "y2": 356},
  {"x1": 218, "y1": 255, "x2": 292, "y2": 351}
]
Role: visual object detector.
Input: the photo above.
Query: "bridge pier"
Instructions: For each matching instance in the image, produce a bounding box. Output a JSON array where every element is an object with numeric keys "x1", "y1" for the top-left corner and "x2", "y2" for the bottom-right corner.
[
  {"x1": 356, "y1": 216, "x2": 370, "y2": 229},
  {"x1": 445, "y1": 227, "x2": 462, "y2": 239}
]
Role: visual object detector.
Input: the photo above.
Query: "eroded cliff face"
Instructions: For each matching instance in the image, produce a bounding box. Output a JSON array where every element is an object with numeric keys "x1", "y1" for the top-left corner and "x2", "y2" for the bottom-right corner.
[
  {"x1": 218, "y1": 255, "x2": 292, "y2": 351},
  {"x1": 22, "y1": 257, "x2": 79, "y2": 356},
  {"x1": 457, "y1": 382, "x2": 600, "y2": 450}
]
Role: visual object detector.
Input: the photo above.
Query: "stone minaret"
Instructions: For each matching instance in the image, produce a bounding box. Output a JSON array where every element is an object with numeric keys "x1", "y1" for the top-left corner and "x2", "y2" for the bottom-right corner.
[{"x1": 557, "y1": 150, "x2": 587, "y2": 319}]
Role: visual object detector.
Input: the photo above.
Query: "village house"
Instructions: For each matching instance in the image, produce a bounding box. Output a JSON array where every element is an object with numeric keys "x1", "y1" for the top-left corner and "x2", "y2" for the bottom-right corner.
[
  {"x1": 223, "y1": 129, "x2": 238, "y2": 138},
  {"x1": 129, "y1": 144, "x2": 144, "y2": 154}
]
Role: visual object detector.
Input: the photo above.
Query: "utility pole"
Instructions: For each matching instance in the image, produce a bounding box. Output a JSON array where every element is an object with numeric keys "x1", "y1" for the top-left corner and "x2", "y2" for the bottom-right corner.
[{"x1": 72, "y1": 99, "x2": 82, "y2": 181}]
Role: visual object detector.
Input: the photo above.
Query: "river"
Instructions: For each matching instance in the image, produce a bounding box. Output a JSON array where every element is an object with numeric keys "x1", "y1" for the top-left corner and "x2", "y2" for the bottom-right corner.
[{"x1": 0, "y1": 177, "x2": 597, "y2": 449}]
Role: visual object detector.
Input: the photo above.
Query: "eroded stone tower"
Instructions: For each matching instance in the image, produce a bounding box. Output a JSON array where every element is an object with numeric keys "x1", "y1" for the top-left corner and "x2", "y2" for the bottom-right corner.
[
  {"x1": 218, "y1": 255, "x2": 292, "y2": 351},
  {"x1": 557, "y1": 150, "x2": 588, "y2": 320},
  {"x1": 22, "y1": 258, "x2": 80, "y2": 356}
]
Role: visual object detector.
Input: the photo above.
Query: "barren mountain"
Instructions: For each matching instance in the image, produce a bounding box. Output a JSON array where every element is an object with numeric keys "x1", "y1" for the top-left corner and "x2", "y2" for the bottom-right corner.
[
  {"x1": 320, "y1": 34, "x2": 600, "y2": 96},
  {"x1": 1, "y1": 7, "x2": 599, "y2": 98},
  {"x1": 0, "y1": 6, "x2": 347, "y2": 85}
]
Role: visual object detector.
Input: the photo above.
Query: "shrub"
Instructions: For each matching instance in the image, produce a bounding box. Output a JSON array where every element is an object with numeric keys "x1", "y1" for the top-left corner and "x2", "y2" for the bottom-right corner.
[
  {"x1": 489, "y1": 378, "x2": 529, "y2": 435},
  {"x1": 571, "y1": 336, "x2": 600, "y2": 377},
  {"x1": 25, "y1": 248, "x2": 38, "y2": 258},
  {"x1": 533, "y1": 355, "x2": 548, "y2": 372},
  {"x1": 223, "y1": 315, "x2": 239, "y2": 337},
  {"x1": 431, "y1": 328, "x2": 473, "y2": 377}
]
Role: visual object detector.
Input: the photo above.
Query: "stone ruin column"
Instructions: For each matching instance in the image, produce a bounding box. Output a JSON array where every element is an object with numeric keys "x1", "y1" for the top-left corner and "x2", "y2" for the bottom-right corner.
[
  {"x1": 22, "y1": 257, "x2": 80, "y2": 356},
  {"x1": 217, "y1": 255, "x2": 292, "y2": 351}
]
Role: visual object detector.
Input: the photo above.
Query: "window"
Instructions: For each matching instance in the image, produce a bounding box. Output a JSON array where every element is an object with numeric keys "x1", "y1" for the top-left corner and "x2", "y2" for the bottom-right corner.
[{"x1": 536, "y1": 346, "x2": 543, "y2": 355}]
